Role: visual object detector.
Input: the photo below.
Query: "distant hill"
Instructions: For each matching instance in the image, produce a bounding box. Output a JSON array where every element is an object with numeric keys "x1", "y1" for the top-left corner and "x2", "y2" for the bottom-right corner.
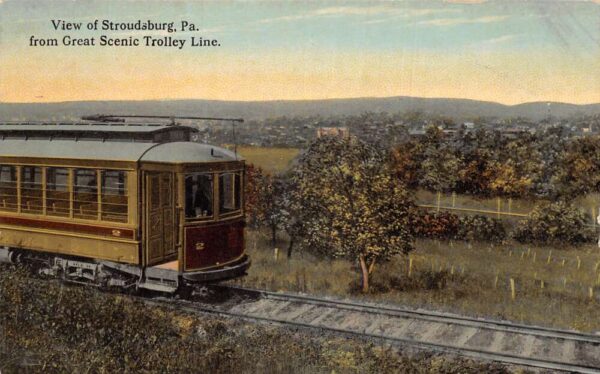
[{"x1": 1, "y1": 97, "x2": 599, "y2": 122}]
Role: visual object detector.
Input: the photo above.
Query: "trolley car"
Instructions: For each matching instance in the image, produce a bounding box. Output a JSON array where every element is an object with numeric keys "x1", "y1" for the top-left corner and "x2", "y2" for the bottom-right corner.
[{"x1": 0, "y1": 116, "x2": 249, "y2": 292}]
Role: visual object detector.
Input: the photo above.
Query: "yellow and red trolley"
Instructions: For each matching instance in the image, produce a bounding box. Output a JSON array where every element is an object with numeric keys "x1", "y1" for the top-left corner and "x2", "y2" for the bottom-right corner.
[{"x1": 0, "y1": 116, "x2": 249, "y2": 292}]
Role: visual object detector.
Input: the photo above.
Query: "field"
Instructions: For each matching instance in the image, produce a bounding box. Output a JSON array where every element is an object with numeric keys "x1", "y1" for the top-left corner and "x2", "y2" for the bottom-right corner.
[
  {"x1": 236, "y1": 146, "x2": 300, "y2": 173},
  {"x1": 232, "y1": 229, "x2": 600, "y2": 333}
]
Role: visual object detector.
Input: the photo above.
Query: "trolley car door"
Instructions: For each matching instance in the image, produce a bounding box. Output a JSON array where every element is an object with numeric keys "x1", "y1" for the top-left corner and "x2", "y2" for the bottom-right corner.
[{"x1": 145, "y1": 172, "x2": 176, "y2": 265}]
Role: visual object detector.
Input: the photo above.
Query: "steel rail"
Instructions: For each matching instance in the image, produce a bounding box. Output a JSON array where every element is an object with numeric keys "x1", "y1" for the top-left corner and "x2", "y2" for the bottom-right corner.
[
  {"x1": 216, "y1": 285, "x2": 600, "y2": 344},
  {"x1": 145, "y1": 295, "x2": 600, "y2": 374}
]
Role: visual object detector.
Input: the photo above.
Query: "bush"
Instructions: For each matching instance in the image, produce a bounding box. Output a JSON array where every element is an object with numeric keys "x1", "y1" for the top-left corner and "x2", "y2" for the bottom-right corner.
[
  {"x1": 412, "y1": 211, "x2": 460, "y2": 240},
  {"x1": 413, "y1": 212, "x2": 505, "y2": 243},
  {"x1": 456, "y1": 215, "x2": 506, "y2": 243},
  {"x1": 513, "y1": 201, "x2": 594, "y2": 245}
]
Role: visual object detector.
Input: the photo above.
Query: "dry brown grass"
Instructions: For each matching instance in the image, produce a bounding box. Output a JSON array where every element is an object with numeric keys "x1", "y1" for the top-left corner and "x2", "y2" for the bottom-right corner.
[{"x1": 233, "y1": 229, "x2": 600, "y2": 332}]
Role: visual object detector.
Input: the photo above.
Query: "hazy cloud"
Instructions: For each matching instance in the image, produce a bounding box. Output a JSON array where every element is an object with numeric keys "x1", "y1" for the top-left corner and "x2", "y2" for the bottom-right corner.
[
  {"x1": 484, "y1": 34, "x2": 518, "y2": 44},
  {"x1": 418, "y1": 15, "x2": 508, "y2": 27},
  {"x1": 258, "y1": 6, "x2": 458, "y2": 24}
]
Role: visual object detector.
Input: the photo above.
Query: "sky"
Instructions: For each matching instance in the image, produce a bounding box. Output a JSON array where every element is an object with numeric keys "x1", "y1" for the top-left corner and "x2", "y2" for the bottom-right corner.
[{"x1": 0, "y1": 0, "x2": 599, "y2": 104}]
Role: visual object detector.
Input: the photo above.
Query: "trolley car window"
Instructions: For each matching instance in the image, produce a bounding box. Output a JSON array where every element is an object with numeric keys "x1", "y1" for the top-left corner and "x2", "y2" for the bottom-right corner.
[
  {"x1": 101, "y1": 171, "x2": 128, "y2": 222},
  {"x1": 21, "y1": 166, "x2": 43, "y2": 214},
  {"x1": 185, "y1": 173, "x2": 213, "y2": 219},
  {"x1": 219, "y1": 173, "x2": 241, "y2": 214},
  {"x1": 0, "y1": 165, "x2": 17, "y2": 211},
  {"x1": 46, "y1": 167, "x2": 70, "y2": 217},
  {"x1": 73, "y1": 169, "x2": 98, "y2": 220}
]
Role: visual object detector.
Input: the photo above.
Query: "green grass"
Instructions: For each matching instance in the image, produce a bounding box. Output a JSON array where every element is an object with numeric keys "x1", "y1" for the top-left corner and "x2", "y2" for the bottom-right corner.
[{"x1": 232, "y1": 229, "x2": 600, "y2": 332}]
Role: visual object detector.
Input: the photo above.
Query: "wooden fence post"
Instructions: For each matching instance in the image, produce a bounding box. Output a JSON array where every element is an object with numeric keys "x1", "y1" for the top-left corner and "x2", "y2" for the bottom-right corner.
[
  {"x1": 510, "y1": 278, "x2": 516, "y2": 300},
  {"x1": 436, "y1": 191, "x2": 441, "y2": 212},
  {"x1": 547, "y1": 250, "x2": 552, "y2": 265},
  {"x1": 577, "y1": 256, "x2": 581, "y2": 270},
  {"x1": 452, "y1": 192, "x2": 456, "y2": 208},
  {"x1": 408, "y1": 257, "x2": 414, "y2": 278},
  {"x1": 497, "y1": 197, "x2": 501, "y2": 219},
  {"x1": 274, "y1": 247, "x2": 279, "y2": 260}
]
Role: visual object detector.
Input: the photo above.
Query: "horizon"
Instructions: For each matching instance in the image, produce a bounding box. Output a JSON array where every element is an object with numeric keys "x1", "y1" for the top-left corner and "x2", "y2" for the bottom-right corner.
[
  {"x1": 1, "y1": 1, "x2": 599, "y2": 105},
  {"x1": 1, "y1": 95, "x2": 600, "y2": 107}
]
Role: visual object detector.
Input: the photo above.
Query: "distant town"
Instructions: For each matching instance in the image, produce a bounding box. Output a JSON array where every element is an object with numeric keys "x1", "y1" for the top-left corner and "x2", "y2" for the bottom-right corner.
[{"x1": 200, "y1": 112, "x2": 600, "y2": 148}]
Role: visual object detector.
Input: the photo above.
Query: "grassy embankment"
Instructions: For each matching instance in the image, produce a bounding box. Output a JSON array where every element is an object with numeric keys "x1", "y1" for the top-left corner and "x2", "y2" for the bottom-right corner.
[
  {"x1": 0, "y1": 266, "x2": 511, "y2": 373},
  {"x1": 233, "y1": 230, "x2": 600, "y2": 333}
]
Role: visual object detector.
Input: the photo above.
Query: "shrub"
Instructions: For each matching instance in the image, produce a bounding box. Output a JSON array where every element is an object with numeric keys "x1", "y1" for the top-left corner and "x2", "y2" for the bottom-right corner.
[
  {"x1": 513, "y1": 201, "x2": 594, "y2": 245},
  {"x1": 456, "y1": 215, "x2": 506, "y2": 243},
  {"x1": 412, "y1": 211, "x2": 460, "y2": 240}
]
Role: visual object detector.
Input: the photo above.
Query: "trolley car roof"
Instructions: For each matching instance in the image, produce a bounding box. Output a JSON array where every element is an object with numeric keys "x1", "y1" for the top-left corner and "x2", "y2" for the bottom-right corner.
[
  {"x1": 0, "y1": 139, "x2": 241, "y2": 163},
  {"x1": 0, "y1": 122, "x2": 198, "y2": 133}
]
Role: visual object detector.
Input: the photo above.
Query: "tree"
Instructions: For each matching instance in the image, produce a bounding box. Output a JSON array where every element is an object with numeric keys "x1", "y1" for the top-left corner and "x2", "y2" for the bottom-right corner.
[
  {"x1": 453, "y1": 128, "x2": 500, "y2": 196},
  {"x1": 552, "y1": 137, "x2": 600, "y2": 199},
  {"x1": 256, "y1": 173, "x2": 288, "y2": 247},
  {"x1": 390, "y1": 140, "x2": 421, "y2": 189},
  {"x1": 418, "y1": 126, "x2": 460, "y2": 193},
  {"x1": 244, "y1": 164, "x2": 264, "y2": 228},
  {"x1": 291, "y1": 136, "x2": 414, "y2": 292},
  {"x1": 486, "y1": 136, "x2": 541, "y2": 198}
]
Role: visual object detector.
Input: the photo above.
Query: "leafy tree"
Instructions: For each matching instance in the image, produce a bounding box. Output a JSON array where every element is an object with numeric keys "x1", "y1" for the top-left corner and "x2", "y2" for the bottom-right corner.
[
  {"x1": 552, "y1": 137, "x2": 600, "y2": 199},
  {"x1": 291, "y1": 136, "x2": 415, "y2": 292},
  {"x1": 390, "y1": 140, "x2": 421, "y2": 189},
  {"x1": 280, "y1": 177, "x2": 304, "y2": 259},
  {"x1": 256, "y1": 173, "x2": 288, "y2": 246},
  {"x1": 487, "y1": 137, "x2": 541, "y2": 197},
  {"x1": 244, "y1": 164, "x2": 264, "y2": 228},
  {"x1": 530, "y1": 126, "x2": 569, "y2": 197},
  {"x1": 417, "y1": 126, "x2": 460, "y2": 193},
  {"x1": 453, "y1": 129, "x2": 501, "y2": 196}
]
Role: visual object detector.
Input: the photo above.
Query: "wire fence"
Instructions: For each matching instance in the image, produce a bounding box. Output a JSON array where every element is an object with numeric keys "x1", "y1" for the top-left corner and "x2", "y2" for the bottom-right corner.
[{"x1": 416, "y1": 191, "x2": 599, "y2": 228}]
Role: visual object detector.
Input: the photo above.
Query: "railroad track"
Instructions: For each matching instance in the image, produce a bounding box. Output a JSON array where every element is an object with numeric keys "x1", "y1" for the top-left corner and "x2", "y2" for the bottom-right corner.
[{"x1": 154, "y1": 285, "x2": 600, "y2": 373}]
